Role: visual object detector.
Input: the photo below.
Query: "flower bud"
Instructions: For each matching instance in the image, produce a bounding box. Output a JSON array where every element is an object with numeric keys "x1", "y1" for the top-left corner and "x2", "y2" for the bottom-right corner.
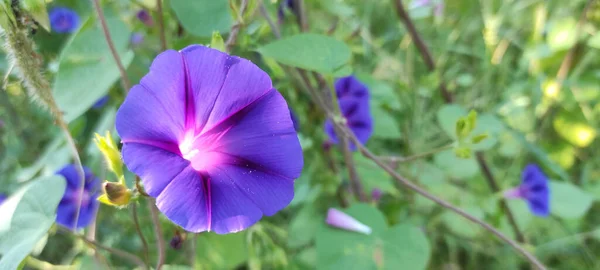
[
  {"x1": 326, "y1": 208, "x2": 372, "y2": 235},
  {"x1": 94, "y1": 131, "x2": 124, "y2": 180},
  {"x1": 99, "y1": 182, "x2": 131, "y2": 206},
  {"x1": 170, "y1": 230, "x2": 186, "y2": 250}
]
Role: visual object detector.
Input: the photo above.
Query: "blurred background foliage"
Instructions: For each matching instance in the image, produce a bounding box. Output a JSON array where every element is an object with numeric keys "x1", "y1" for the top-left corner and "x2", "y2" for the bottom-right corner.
[{"x1": 1, "y1": 0, "x2": 600, "y2": 269}]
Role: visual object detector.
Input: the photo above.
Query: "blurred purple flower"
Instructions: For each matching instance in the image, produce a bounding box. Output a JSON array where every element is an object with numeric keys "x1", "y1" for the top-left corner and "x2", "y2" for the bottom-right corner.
[
  {"x1": 116, "y1": 45, "x2": 303, "y2": 234},
  {"x1": 92, "y1": 96, "x2": 109, "y2": 109},
  {"x1": 278, "y1": 0, "x2": 298, "y2": 22},
  {"x1": 324, "y1": 76, "x2": 373, "y2": 150},
  {"x1": 136, "y1": 9, "x2": 154, "y2": 27},
  {"x1": 504, "y1": 164, "x2": 550, "y2": 217},
  {"x1": 131, "y1": 32, "x2": 145, "y2": 46},
  {"x1": 49, "y1": 7, "x2": 80, "y2": 34},
  {"x1": 326, "y1": 208, "x2": 372, "y2": 235},
  {"x1": 0, "y1": 194, "x2": 6, "y2": 205},
  {"x1": 371, "y1": 188, "x2": 382, "y2": 202},
  {"x1": 55, "y1": 165, "x2": 101, "y2": 229}
]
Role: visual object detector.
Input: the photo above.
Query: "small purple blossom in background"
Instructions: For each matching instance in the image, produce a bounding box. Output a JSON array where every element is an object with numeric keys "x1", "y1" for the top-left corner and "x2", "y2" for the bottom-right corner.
[
  {"x1": 278, "y1": 0, "x2": 298, "y2": 22},
  {"x1": 116, "y1": 45, "x2": 303, "y2": 234},
  {"x1": 324, "y1": 76, "x2": 373, "y2": 150},
  {"x1": 92, "y1": 96, "x2": 109, "y2": 109},
  {"x1": 55, "y1": 165, "x2": 101, "y2": 229},
  {"x1": 49, "y1": 7, "x2": 80, "y2": 34},
  {"x1": 130, "y1": 32, "x2": 145, "y2": 46},
  {"x1": 371, "y1": 188, "x2": 382, "y2": 202},
  {"x1": 0, "y1": 194, "x2": 6, "y2": 205},
  {"x1": 504, "y1": 164, "x2": 550, "y2": 217},
  {"x1": 136, "y1": 9, "x2": 154, "y2": 27},
  {"x1": 326, "y1": 208, "x2": 372, "y2": 235}
]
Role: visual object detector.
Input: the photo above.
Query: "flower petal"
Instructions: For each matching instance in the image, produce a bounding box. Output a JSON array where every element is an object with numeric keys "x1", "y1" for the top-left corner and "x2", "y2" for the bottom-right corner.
[
  {"x1": 122, "y1": 143, "x2": 189, "y2": 197},
  {"x1": 214, "y1": 164, "x2": 294, "y2": 216},
  {"x1": 207, "y1": 168, "x2": 263, "y2": 234},
  {"x1": 116, "y1": 50, "x2": 187, "y2": 143},
  {"x1": 156, "y1": 166, "x2": 209, "y2": 232},
  {"x1": 180, "y1": 45, "x2": 272, "y2": 134},
  {"x1": 204, "y1": 90, "x2": 303, "y2": 178},
  {"x1": 326, "y1": 208, "x2": 372, "y2": 235}
]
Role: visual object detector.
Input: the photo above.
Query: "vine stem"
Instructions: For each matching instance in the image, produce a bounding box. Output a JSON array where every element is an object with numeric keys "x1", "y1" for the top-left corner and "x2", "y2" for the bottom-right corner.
[
  {"x1": 225, "y1": 0, "x2": 250, "y2": 53},
  {"x1": 132, "y1": 203, "x2": 150, "y2": 264},
  {"x1": 157, "y1": 0, "x2": 167, "y2": 51},
  {"x1": 148, "y1": 199, "x2": 166, "y2": 270},
  {"x1": 58, "y1": 227, "x2": 147, "y2": 269},
  {"x1": 91, "y1": 0, "x2": 131, "y2": 91},
  {"x1": 392, "y1": 0, "x2": 528, "y2": 245},
  {"x1": 381, "y1": 144, "x2": 453, "y2": 164}
]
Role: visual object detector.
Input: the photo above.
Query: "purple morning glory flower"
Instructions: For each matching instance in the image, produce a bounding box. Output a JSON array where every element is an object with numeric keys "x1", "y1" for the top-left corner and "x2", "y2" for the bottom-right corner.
[
  {"x1": 326, "y1": 208, "x2": 372, "y2": 235},
  {"x1": 0, "y1": 194, "x2": 6, "y2": 205},
  {"x1": 324, "y1": 76, "x2": 373, "y2": 150},
  {"x1": 289, "y1": 108, "x2": 300, "y2": 132},
  {"x1": 116, "y1": 45, "x2": 303, "y2": 234},
  {"x1": 92, "y1": 96, "x2": 109, "y2": 109},
  {"x1": 504, "y1": 164, "x2": 550, "y2": 217},
  {"x1": 55, "y1": 165, "x2": 101, "y2": 229},
  {"x1": 131, "y1": 32, "x2": 145, "y2": 46},
  {"x1": 136, "y1": 9, "x2": 154, "y2": 27},
  {"x1": 49, "y1": 7, "x2": 80, "y2": 34}
]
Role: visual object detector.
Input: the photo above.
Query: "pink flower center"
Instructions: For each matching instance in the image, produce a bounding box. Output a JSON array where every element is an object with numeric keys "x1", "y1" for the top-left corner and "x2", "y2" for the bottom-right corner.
[
  {"x1": 178, "y1": 132, "x2": 221, "y2": 171},
  {"x1": 71, "y1": 189, "x2": 91, "y2": 206}
]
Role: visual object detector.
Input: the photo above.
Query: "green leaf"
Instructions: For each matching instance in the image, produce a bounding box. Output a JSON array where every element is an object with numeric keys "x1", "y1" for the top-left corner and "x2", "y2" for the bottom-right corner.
[
  {"x1": 171, "y1": 0, "x2": 231, "y2": 37},
  {"x1": 316, "y1": 204, "x2": 430, "y2": 270},
  {"x1": 53, "y1": 14, "x2": 134, "y2": 122},
  {"x1": 358, "y1": 74, "x2": 402, "y2": 111},
  {"x1": 441, "y1": 207, "x2": 484, "y2": 238},
  {"x1": 20, "y1": 0, "x2": 50, "y2": 32},
  {"x1": 553, "y1": 109, "x2": 596, "y2": 148},
  {"x1": 0, "y1": 176, "x2": 66, "y2": 269},
  {"x1": 436, "y1": 105, "x2": 503, "y2": 150},
  {"x1": 436, "y1": 104, "x2": 466, "y2": 139},
  {"x1": 257, "y1": 34, "x2": 352, "y2": 75},
  {"x1": 587, "y1": 33, "x2": 600, "y2": 49},
  {"x1": 288, "y1": 204, "x2": 322, "y2": 248},
  {"x1": 547, "y1": 18, "x2": 577, "y2": 52},
  {"x1": 195, "y1": 232, "x2": 248, "y2": 269},
  {"x1": 354, "y1": 153, "x2": 398, "y2": 195},
  {"x1": 434, "y1": 150, "x2": 479, "y2": 179},
  {"x1": 550, "y1": 181, "x2": 594, "y2": 219},
  {"x1": 370, "y1": 106, "x2": 401, "y2": 139}
]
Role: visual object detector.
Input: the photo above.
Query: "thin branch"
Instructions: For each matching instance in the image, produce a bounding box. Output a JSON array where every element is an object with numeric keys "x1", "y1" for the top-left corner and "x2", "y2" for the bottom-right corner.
[
  {"x1": 556, "y1": 0, "x2": 595, "y2": 83},
  {"x1": 148, "y1": 199, "x2": 166, "y2": 270},
  {"x1": 392, "y1": 0, "x2": 528, "y2": 246},
  {"x1": 476, "y1": 152, "x2": 526, "y2": 243},
  {"x1": 258, "y1": 1, "x2": 281, "y2": 39},
  {"x1": 337, "y1": 124, "x2": 546, "y2": 270},
  {"x1": 91, "y1": 0, "x2": 131, "y2": 91},
  {"x1": 225, "y1": 0, "x2": 250, "y2": 53},
  {"x1": 58, "y1": 227, "x2": 147, "y2": 269},
  {"x1": 156, "y1": 0, "x2": 167, "y2": 51},
  {"x1": 392, "y1": 0, "x2": 452, "y2": 103},
  {"x1": 132, "y1": 203, "x2": 150, "y2": 264},
  {"x1": 381, "y1": 144, "x2": 453, "y2": 164}
]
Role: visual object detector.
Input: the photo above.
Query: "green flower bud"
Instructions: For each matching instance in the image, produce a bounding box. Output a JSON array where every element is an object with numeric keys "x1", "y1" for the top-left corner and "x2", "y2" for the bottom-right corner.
[
  {"x1": 471, "y1": 133, "x2": 489, "y2": 144},
  {"x1": 99, "y1": 182, "x2": 131, "y2": 207},
  {"x1": 94, "y1": 131, "x2": 124, "y2": 180}
]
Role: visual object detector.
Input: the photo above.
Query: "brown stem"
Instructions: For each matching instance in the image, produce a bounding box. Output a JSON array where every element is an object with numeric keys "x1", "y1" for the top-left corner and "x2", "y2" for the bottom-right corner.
[
  {"x1": 58, "y1": 227, "x2": 147, "y2": 269},
  {"x1": 393, "y1": 0, "x2": 528, "y2": 245},
  {"x1": 337, "y1": 124, "x2": 546, "y2": 270},
  {"x1": 381, "y1": 144, "x2": 453, "y2": 164},
  {"x1": 91, "y1": 0, "x2": 131, "y2": 91},
  {"x1": 476, "y1": 152, "x2": 526, "y2": 243},
  {"x1": 258, "y1": 1, "x2": 281, "y2": 38},
  {"x1": 392, "y1": 0, "x2": 452, "y2": 103},
  {"x1": 148, "y1": 199, "x2": 165, "y2": 270},
  {"x1": 225, "y1": 0, "x2": 250, "y2": 53},
  {"x1": 156, "y1": 0, "x2": 167, "y2": 51},
  {"x1": 132, "y1": 203, "x2": 150, "y2": 264}
]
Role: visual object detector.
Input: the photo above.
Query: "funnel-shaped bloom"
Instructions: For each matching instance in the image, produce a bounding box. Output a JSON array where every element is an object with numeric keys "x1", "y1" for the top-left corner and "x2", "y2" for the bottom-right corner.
[
  {"x1": 49, "y1": 7, "x2": 80, "y2": 34},
  {"x1": 326, "y1": 208, "x2": 372, "y2": 235},
  {"x1": 55, "y1": 165, "x2": 101, "y2": 229},
  {"x1": 324, "y1": 76, "x2": 373, "y2": 150},
  {"x1": 116, "y1": 45, "x2": 303, "y2": 234},
  {"x1": 504, "y1": 164, "x2": 550, "y2": 217}
]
